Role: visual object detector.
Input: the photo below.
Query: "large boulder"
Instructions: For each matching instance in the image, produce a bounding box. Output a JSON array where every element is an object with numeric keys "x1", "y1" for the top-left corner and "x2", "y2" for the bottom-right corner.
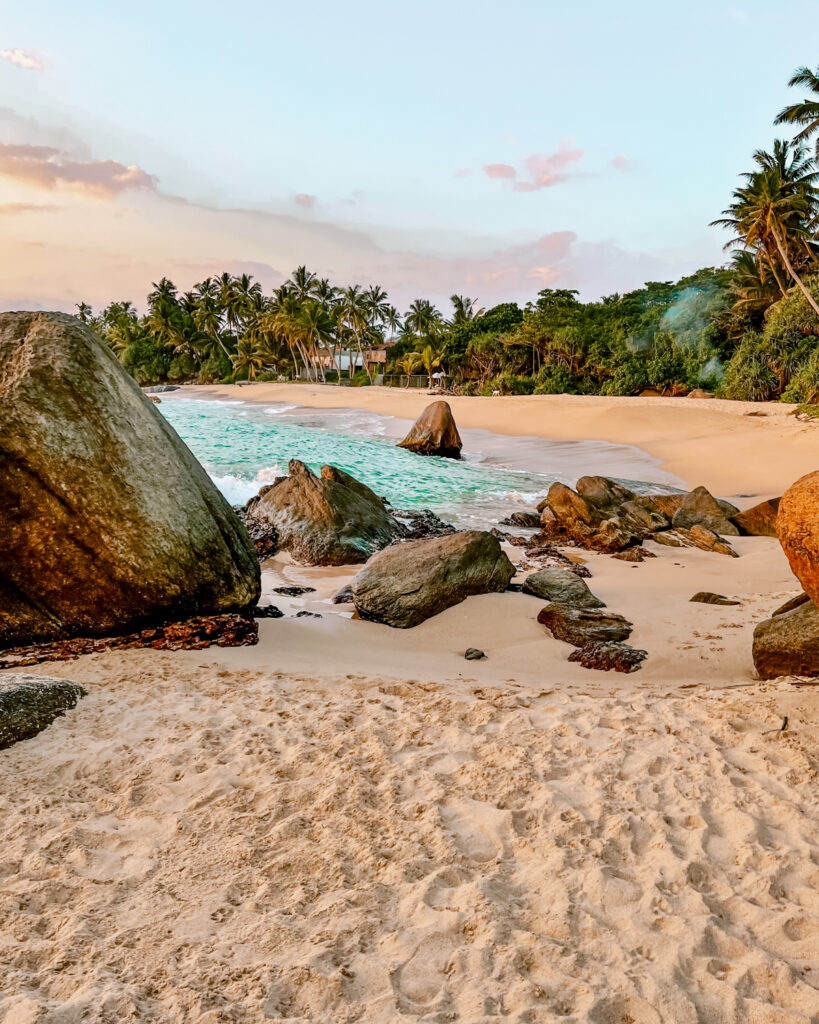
[
  {"x1": 522, "y1": 568, "x2": 604, "y2": 608},
  {"x1": 777, "y1": 472, "x2": 819, "y2": 603},
  {"x1": 672, "y1": 486, "x2": 740, "y2": 535},
  {"x1": 732, "y1": 497, "x2": 780, "y2": 537},
  {"x1": 351, "y1": 531, "x2": 515, "y2": 627},
  {"x1": 397, "y1": 401, "x2": 462, "y2": 459},
  {"x1": 1, "y1": 674, "x2": 86, "y2": 749},
  {"x1": 752, "y1": 598, "x2": 819, "y2": 679},
  {"x1": 0, "y1": 312, "x2": 260, "y2": 647},
  {"x1": 243, "y1": 460, "x2": 402, "y2": 566}
]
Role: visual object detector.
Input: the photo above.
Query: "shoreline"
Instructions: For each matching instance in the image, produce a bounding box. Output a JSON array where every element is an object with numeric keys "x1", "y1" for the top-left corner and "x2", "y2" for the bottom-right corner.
[{"x1": 184, "y1": 383, "x2": 818, "y2": 497}]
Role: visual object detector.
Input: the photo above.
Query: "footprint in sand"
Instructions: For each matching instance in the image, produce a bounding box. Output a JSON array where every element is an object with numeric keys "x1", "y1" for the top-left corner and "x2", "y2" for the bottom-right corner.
[
  {"x1": 391, "y1": 933, "x2": 454, "y2": 1008},
  {"x1": 439, "y1": 802, "x2": 501, "y2": 863}
]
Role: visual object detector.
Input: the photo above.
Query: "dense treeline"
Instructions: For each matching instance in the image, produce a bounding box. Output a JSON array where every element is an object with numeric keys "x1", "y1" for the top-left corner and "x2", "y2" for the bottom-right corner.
[{"x1": 82, "y1": 63, "x2": 819, "y2": 403}]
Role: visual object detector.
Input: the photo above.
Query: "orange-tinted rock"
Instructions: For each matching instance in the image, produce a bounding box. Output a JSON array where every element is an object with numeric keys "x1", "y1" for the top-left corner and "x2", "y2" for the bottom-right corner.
[
  {"x1": 397, "y1": 400, "x2": 462, "y2": 459},
  {"x1": 778, "y1": 471, "x2": 819, "y2": 604}
]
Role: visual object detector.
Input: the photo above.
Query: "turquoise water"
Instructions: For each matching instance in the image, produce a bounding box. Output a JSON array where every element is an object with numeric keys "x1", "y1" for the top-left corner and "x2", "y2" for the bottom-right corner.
[{"x1": 159, "y1": 396, "x2": 675, "y2": 529}]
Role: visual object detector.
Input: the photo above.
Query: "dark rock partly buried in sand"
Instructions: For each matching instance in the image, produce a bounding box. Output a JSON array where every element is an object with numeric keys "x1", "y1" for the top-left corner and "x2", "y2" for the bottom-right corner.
[
  {"x1": 0, "y1": 311, "x2": 260, "y2": 647},
  {"x1": 465, "y1": 648, "x2": 486, "y2": 660},
  {"x1": 242, "y1": 460, "x2": 402, "y2": 566},
  {"x1": 777, "y1": 471, "x2": 819, "y2": 605},
  {"x1": 537, "y1": 604, "x2": 633, "y2": 646},
  {"x1": 568, "y1": 642, "x2": 648, "y2": 673},
  {"x1": 690, "y1": 592, "x2": 740, "y2": 606},
  {"x1": 522, "y1": 568, "x2": 605, "y2": 608},
  {"x1": 352, "y1": 531, "x2": 515, "y2": 628},
  {"x1": 752, "y1": 598, "x2": 819, "y2": 679},
  {"x1": 731, "y1": 497, "x2": 780, "y2": 537},
  {"x1": 672, "y1": 485, "x2": 740, "y2": 535},
  {"x1": 253, "y1": 605, "x2": 284, "y2": 618},
  {"x1": 397, "y1": 400, "x2": 462, "y2": 459},
  {"x1": 0, "y1": 674, "x2": 86, "y2": 749}
]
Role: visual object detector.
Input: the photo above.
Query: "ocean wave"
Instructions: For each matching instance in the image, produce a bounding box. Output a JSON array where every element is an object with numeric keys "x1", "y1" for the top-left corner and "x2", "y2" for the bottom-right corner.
[
  {"x1": 208, "y1": 464, "x2": 284, "y2": 506},
  {"x1": 263, "y1": 404, "x2": 299, "y2": 415}
]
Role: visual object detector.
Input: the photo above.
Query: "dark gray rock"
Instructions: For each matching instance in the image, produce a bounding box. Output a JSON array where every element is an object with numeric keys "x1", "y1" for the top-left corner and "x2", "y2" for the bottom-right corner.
[
  {"x1": 753, "y1": 598, "x2": 819, "y2": 679},
  {"x1": 253, "y1": 605, "x2": 284, "y2": 618},
  {"x1": 522, "y1": 568, "x2": 605, "y2": 608},
  {"x1": 690, "y1": 592, "x2": 740, "y2": 606},
  {"x1": 568, "y1": 642, "x2": 648, "y2": 673},
  {"x1": 465, "y1": 648, "x2": 486, "y2": 660},
  {"x1": 332, "y1": 584, "x2": 355, "y2": 604},
  {"x1": 0, "y1": 311, "x2": 260, "y2": 647},
  {"x1": 352, "y1": 531, "x2": 515, "y2": 628},
  {"x1": 537, "y1": 604, "x2": 633, "y2": 646},
  {"x1": 243, "y1": 460, "x2": 402, "y2": 566},
  {"x1": 273, "y1": 586, "x2": 316, "y2": 597},
  {"x1": 0, "y1": 673, "x2": 86, "y2": 749},
  {"x1": 672, "y1": 486, "x2": 740, "y2": 535},
  {"x1": 501, "y1": 510, "x2": 541, "y2": 529}
]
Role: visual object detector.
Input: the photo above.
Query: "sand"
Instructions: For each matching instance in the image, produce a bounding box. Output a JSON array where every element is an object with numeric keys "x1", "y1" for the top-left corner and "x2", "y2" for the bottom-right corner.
[
  {"x1": 191, "y1": 384, "x2": 819, "y2": 498},
  {"x1": 2, "y1": 390, "x2": 818, "y2": 1022}
]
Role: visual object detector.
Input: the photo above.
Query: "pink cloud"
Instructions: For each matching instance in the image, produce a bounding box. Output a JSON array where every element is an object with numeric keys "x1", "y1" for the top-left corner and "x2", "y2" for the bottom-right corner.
[
  {"x1": 480, "y1": 141, "x2": 585, "y2": 192},
  {"x1": 0, "y1": 48, "x2": 44, "y2": 72},
  {"x1": 483, "y1": 163, "x2": 517, "y2": 180},
  {"x1": 610, "y1": 153, "x2": 635, "y2": 172},
  {"x1": 0, "y1": 143, "x2": 156, "y2": 198},
  {"x1": 294, "y1": 193, "x2": 316, "y2": 208}
]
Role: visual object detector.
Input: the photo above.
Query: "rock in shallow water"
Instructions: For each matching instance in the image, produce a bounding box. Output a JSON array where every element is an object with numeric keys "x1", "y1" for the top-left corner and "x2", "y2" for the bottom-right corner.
[
  {"x1": 242, "y1": 460, "x2": 402, "y2": 566},
  {"x1": 352, "y1": 531, "x2": 515, "y2": 628},
  {"x1": 397, "y1": 400, "x2": 462, "y2": 459},
  {"x1": 0, "y1": 674, "x2": 86, "y2": 749},
  {"x1": 0, "y1": 311, "x2": 260, "y2": 647}
]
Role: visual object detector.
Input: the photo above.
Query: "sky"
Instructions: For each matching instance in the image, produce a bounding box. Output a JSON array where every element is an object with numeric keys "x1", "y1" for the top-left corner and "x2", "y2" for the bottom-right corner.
[{"x1": 2, "y1": 0, "x2": 819, "y2": 314}]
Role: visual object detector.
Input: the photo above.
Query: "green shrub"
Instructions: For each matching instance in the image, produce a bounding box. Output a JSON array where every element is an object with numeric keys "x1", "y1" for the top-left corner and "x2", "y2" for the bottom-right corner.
[{"x1": 533, "y1": 364, "x2": 578, "y2": 394}]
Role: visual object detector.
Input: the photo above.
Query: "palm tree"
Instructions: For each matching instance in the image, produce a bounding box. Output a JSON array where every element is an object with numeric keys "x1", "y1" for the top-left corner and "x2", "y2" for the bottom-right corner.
[
  {"x1": 404, "y1": 298, "x2": 443, "y2": 340},
  {"x1": 711, "y1": 141, "x2": 819, "y2": 317},
  {"x1": 728, "y1": 250, "x2": 781, "y2": 325},
  {"x1": 338, "y1": 285, "x2": 371, "y2": 381},
  {"x1": 290, "y1": 265, "x2": 317, "y2": 300},
  {"x1": 396, "y1": 351, "x2": 422, "y2": 386},
  {"x1": 449, "y1": 294, "x2": 483, "y2": 324},
  {"x1": 419, "y1": 344, "x2": 445, "y2": 388},
  {"x1": 296, "y1": 301, "x2": 336, "y2": 381},
  {"x1": 75, "y1": 301, "x2": 93, "y2": 323},
  {"x1": 231, "y1": 337, "x2": 266, "y2": 380},
  {"x1": 776, "y1": 66, "x2": 819, "y2": 157}
]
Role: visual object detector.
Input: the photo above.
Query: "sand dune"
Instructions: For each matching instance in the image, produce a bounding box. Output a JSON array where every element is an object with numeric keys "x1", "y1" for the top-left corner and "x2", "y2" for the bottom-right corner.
[{"x1": 1, "y1": 656, "x2": 817, "y2": 1022}]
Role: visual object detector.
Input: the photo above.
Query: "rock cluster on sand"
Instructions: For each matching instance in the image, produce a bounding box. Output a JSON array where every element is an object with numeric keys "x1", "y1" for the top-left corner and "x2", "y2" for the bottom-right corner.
[
  {"x1": 351, "y1": 531, "x2": 514, "y2": 627},
  {"x1": 752, "y1": 472, "x2": 819, "y2": 678},
  {"x1": 397, "y1": 400, "x2": 462, "y2": 459},
  {"x1": 0, "y1": 614, "x2": 259, "y2": 671},
  {"x1": 0, "y1": 674, "x2": 86, "y2": 749},
  {"x1": 532, "y1": 477, "x2": 742, "y2": 557},
  {"x1": 242, "y1": 459, "x2": 403, "y2": 565},
  {"x1": 0, "y1": 312, "x2": 260, "y2": 648}
]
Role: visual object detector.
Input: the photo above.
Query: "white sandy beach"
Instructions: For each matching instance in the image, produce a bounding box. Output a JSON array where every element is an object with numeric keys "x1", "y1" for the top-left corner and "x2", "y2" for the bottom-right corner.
[{"x1": 2, "y1": 391, "x2": 818, "y2": 1023}]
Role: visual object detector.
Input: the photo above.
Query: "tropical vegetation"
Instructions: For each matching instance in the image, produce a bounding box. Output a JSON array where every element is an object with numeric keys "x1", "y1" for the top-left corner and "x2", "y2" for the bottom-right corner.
[{"x1": 82, "y1": 63, "x2": 819, "y2": 403}]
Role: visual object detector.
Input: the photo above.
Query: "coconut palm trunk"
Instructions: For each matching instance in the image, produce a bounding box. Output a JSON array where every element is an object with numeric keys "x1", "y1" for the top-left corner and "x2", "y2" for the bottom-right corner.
[{"x1": 770, "y1": 224, "x2": 819, "y2": 317}]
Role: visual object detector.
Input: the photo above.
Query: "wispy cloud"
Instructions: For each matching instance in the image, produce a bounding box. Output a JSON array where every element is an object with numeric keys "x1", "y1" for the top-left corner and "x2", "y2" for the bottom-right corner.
[
  {"x1": 0, "y1": 200, "x2": 59, "y2": 216},
  {"x1": 0, "y1": 143, "x2": 156, "y2": 198},
  {"x1": 610, "y1": 153, "x2": 635, "y2": 172},
  {"x1": 482, "y1": 140, "x2": 585, "y2": 192},
  {"x1": 0, "y1": 48, "x2": 44, "y2": 72},
  {"x1": 484, "y1": 163, "x2": 516, "y2": 180},
  {"x1": 293, "y1": 193, "x2": 316, "y2": 209}
]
